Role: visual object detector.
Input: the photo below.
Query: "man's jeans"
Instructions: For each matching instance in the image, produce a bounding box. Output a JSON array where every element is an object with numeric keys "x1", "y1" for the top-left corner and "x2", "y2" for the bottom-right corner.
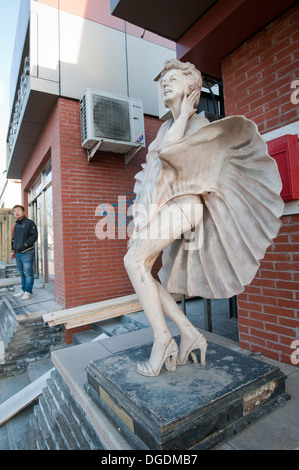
[{"x1": 15, "y1": 250, "x2": 35, "y2": 294}]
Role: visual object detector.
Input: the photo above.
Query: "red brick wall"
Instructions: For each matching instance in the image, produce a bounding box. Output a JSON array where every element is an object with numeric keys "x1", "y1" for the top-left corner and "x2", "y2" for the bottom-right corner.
[
  {"x1": 222, "y1": 3, "x2": 299, "y2": 134},
  {"x1": 58, "y1": 99, "x2": 163, "y2": 308},
  {"x1": 221, "y1": 4, "x2": 299, "y2": 365},
  {"x1": 21, "y1": 100, "x2": 67, "y2": 304},
  {"x1": 238, "y1": 214, "x2": 299, "y2": 364},
  {"x1": 22, "y1": 97, "x2": 162, "y2": 309}
]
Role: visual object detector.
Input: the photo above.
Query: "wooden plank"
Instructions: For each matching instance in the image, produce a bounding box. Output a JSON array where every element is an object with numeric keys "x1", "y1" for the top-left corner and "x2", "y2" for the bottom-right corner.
[
  {"x1": 45, "y1": 300, "x2": 142, "y2": 327},
  {"x1": 43, "y1": 294, "x2": 139, "y2": 325},
  {"x1": 0, "y1": 368, "x2": 54, "y2": 425},
  {"x1": 0, "y1": 208, "x2": 13, "y2": 213},
  {"x1": 64, "y1": 302, "x2": 146, "y2": 329},
  {"x1": 43, "y1": 294, "x2": 182, "y2": 329}
]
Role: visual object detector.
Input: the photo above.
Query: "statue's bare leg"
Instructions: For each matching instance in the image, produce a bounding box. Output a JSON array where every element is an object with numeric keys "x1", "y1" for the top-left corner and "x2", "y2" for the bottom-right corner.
[
  {"x1": 124, "y1": 196, "x2": 205, "y2": 375},
  {"x1": 154, "y1": 280, "x2": 207, "y2": 364}
]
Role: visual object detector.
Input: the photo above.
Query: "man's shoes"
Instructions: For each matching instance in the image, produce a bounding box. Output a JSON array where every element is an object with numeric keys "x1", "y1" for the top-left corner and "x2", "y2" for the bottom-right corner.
[
  {"x1": 13, "y1": 290, "x2": 25, "y2": 298},
  {"x1": 21, "y1": 292, "x2": 33, "y2": 301}
]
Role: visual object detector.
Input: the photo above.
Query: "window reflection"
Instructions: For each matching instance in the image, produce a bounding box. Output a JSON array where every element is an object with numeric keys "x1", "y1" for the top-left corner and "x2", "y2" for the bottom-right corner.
[{"x1": 28, "y1": 163, "x2": 54, "y2": 285}]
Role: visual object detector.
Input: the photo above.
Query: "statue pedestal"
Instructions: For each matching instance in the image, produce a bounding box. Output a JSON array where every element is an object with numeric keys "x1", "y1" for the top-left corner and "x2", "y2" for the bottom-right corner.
[{"x1": 85, "y1": 340, "x2": 290, "y2": 450}]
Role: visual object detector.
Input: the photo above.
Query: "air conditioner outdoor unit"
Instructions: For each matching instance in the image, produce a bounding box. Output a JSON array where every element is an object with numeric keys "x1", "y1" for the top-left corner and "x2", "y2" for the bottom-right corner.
[{"x1": 80, "y1": 88, "x2": 145, "y2": 163}]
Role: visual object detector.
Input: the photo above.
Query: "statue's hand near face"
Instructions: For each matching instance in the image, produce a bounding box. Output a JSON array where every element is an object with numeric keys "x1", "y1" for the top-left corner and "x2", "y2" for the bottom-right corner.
[
  {"x1": 180, "y1": 90, "x2": 200, "y2": 120},
  {"x1": 162, "y1": 87, "x2": 202, "y2": 146}
]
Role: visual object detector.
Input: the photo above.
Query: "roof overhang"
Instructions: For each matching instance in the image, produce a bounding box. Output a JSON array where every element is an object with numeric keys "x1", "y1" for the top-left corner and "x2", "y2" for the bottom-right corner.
[
  {"x1": 6, "y1": 90, "x2": 58, "y2": 180},
  {"x1": 111, "y1": 0, "x2": 217, "y2": 41},
  {"x1": 111, "y1": 0, "x2": 298, "y2": 78}
]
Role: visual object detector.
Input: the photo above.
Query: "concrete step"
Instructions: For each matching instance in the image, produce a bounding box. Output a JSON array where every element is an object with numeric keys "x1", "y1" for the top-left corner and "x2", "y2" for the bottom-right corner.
[
  {"x1": 0, "y1": 298, "x2": 65, "y2": 379},
  {"x1": 0, "y1": 300, "x2": 19, "y2": 350},
  {"x1": 72, "y1": 329, "x2": 106, "y2": 345},
  {"x1": 26, "y1": 369, "x2": 103, "y2": 450},
  {"x1": 73, "y1": 315, "x2": 146, "y2": 345},
  {"x1": 5, "y1": 265, "x2": 19, "y2": 278}
]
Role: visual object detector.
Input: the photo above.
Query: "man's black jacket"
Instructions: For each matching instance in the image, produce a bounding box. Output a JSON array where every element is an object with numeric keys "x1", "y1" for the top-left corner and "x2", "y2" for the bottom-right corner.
[{"x1": 12, "y1": 216, "x2": 38, "y2": 253}]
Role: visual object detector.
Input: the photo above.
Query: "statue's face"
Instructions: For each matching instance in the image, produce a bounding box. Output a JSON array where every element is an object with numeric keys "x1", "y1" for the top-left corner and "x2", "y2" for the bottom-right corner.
[{"x1": 161, "y1": 69, "x2": 187, "y2": 107}]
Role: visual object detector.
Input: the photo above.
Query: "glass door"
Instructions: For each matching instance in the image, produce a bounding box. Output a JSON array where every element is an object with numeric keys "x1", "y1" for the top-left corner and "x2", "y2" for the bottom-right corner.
[
  {"x1": 28, "y1": 162, "x2": 55, "y2": 286},
  {"x1": 45, "y1": 184, "x2": 54, "y2": 284},
  {"x1": 36, "y1": 193, "x2": 44, "y2": 282}
]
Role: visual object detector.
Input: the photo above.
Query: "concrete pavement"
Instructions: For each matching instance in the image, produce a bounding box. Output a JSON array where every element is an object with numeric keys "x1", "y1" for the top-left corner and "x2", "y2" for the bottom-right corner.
[{"x1": 0, "y1": 282, "x2": 298, "y2": 450}]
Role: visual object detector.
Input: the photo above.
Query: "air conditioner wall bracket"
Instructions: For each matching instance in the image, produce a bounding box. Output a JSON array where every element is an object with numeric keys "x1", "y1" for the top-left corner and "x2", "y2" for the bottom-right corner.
[
  {"x1": 87, "y1": 140, "x2": 102, "y2": 163},
  {"x1": 124, "y1": 145, "x2": 142, "y2": 167}
]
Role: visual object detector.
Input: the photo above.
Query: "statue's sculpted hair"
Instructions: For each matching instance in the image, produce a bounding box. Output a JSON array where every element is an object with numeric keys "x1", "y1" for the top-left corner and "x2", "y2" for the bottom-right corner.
[{"x1": 160, "y1": 59, "x2": 202, "y2": 106}]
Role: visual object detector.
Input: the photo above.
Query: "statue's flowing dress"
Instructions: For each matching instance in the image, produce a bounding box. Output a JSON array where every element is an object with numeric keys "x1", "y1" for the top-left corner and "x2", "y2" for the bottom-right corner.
[{"x1": 131, "y1": 115, "x2": 283, "y2": 299}]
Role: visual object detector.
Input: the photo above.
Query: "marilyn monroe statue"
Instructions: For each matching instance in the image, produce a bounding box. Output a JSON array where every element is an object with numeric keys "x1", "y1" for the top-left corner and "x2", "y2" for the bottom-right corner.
[{"x1": 124, "y1": 59, "x2": 283, "y2": 377}]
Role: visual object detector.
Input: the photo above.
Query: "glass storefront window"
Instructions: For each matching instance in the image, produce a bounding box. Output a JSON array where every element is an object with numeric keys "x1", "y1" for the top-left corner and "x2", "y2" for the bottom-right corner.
[
  {"x1": 46, "y1": 185, "x2": 54, "y2": 283},
  {"x1": 31, "y1": 175, "x2": 42, "y2": 199},
  {"x1": 28, "y1": 162, "x2": 54, "y2": 286},
  {"x1": 45, "y1": 165, "x2": 52, "y2": 185},
  {"x1": 36, "y1": 193, "x2": 43, "y2": 280}
]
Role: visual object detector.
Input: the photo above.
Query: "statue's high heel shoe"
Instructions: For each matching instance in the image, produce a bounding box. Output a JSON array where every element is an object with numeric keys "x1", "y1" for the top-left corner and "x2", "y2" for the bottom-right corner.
[
  {"x1": 137, "y1": 338, "x2": 178, "y2": 377},
  {"x1": 177, "y1": 332, "x2": 207, "y2": 366}
]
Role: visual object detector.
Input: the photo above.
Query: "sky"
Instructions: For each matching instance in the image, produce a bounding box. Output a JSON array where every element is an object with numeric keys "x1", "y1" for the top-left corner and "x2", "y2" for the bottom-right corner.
[{"x1": 0, "y1": 0, "x2": 21, "y2": 182}]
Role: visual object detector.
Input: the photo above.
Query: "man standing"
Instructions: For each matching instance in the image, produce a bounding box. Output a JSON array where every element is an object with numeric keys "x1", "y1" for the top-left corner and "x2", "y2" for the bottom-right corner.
[{"x1": 10, "y1": 205, "x2": 38, "y2": 300}]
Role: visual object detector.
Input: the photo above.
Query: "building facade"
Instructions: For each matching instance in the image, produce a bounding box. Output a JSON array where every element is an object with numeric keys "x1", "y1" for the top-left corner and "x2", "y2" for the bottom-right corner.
[
  {"x1": 221, "y1": 5, "x2": 299, "y2": 365},
  {"x1": 111, "y1": 0, "x2": 299, "y2": 366},
  {"x1": 6, "y1": 0, "x2": 177, "y2": 306},
  {"x1": 6, "y1": 0, "x2": 299, "y2": 365}
]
